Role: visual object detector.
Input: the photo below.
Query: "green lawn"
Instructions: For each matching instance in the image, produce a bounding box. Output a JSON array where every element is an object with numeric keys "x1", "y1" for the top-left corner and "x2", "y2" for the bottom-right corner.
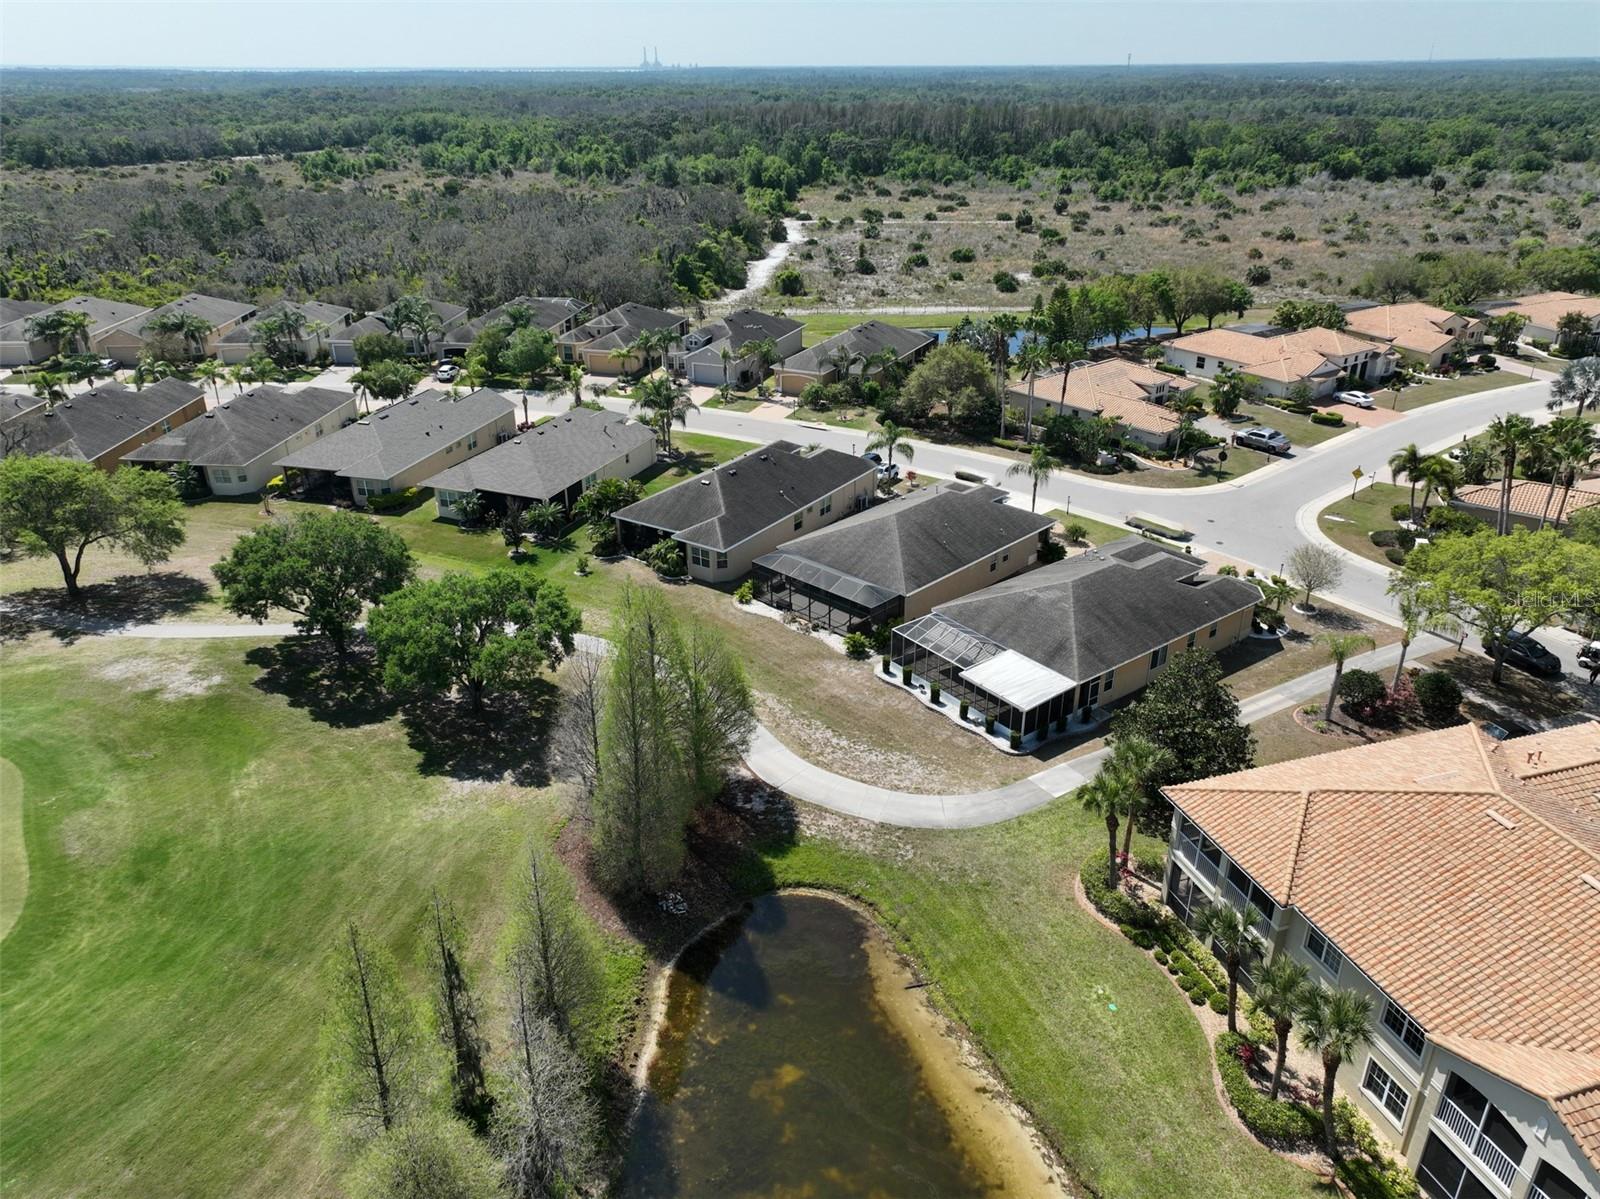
[
  {"x1": 796, "y1": 310, "x2": 977, "y2": 346},
  {"x1": 1109, "y1": 445, "x2": 1274, "y2": 489},
  {"x1": 1237, "y1": 404, "x2": 1352, "y2": 448},
  {"x1": 1317, "y1": 482, "x2": 1410, "y2": 567},
  {"x1": 0, "y1": 758, "x2": 27, "y2": 940},
  {"x1": 1376, "y1": 369, "x2": 1522, "y2": 412},
  {"x1": 702, "y1": 394, "x2": 762, "y2": 412},
  {"x1": 1045, "y1": 509, "x2": 1133, "y2": 546},
  {"x1": 0, "y1": 636, "x2": 642, "y2": 1199},
  {"x1": 752, "y1": 807, "x2": 1328, "y2": 1199},
  {"x1": 786, "y1": 404, "x2": 881, "y2": 431}
]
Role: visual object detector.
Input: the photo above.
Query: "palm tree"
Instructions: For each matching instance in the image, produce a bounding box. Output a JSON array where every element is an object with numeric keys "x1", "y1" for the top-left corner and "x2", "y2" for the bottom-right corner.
[
  {"x1": 989, "y1": 313, "x2": 1021, "y2": 438},
  {"x1": 1387, "y1": 443, "x2": 1427, "y2": 519},
  {"x1": 525, "y1": 500, "x2": 565, "y2": 541},
  {"x1": 1554, "y1": 313, "x2": 1595, "y2": 357},
  {"x1": 631, "y1": 374, "x2": 695, "y2": 453},
  {"x1": 1257, "y1": 576, "x2": 1296, "y2": 615},
  {"x1": 563, "y1": 364, "x2": 586, "y2": 409},
  {"x1": 26, "y1": 309, "x2": 92, "y2": 358},
  {"x1": 271, "y1": 307, "x2": 309, "y2": 360},
  {"x1": 194, "y1": 358, "x2": 227, "y2": 404},
  {"x1": 500, "y1": 303, "x2": 533, "y2": 332},
  {"x1": 1171, "y1": 391, "x2": 1208, "y2": 464},
  {"x1": 1015, "y1": 341, "x2": 1051, "y2": 442},
  {"x1": 1297, "y1": 985, "x2": 1374, "y2": 1158},
  {"x1": 1549, "y1": 420, "x2": 1600, "y2": 526},
  {"x1": 1318, "y1": 632, "x2": 1376, "y2": 721},
  {"x1": 1050, "y1": 338, "x2": 1088, "y2": 407},
  {"x1": 1415, "y1": 454, "x2": 1460, "y2": 516},
  {"x1": 1077, "y1": 771, "x2": 1127, "y2": 892},
  {"x1": 30, "y1": 371, "x2": 69, "y2": 408},
  {"x1": 1547, "y1": 355, "x2": 1600, "y2": 418},
  {"x1": 1105, "y1": 734, "x2": 1171, "y2": 865},
  {"x1": 1007, "y1": 444, "x2": 1063, "y2": 512},
  {"x1": 865, "y1": 420, "x2": 915, "y2": 469},
  {"x1": 1195, "y1": 902, "x2": 1262, "y2": 1034},
  {"x1": 625, "y1": 327, "x2": 675, "y2": 377},
  {"x1": 1485, "y1": 413, "x2": 1537, "y2": 535},
  {"x1": 147, "y1": 311, "x2": 213, "y2": 362},
  {"x1": 387, "y1": 296, "x2": 442, "y2": 357},
  {"x1": 748, "y1": 338, "x2": 782, "y2": 390},
  {"x1": 305, "y1": 319, "x2": 331, "y2": 359},
  {"x1": 718, "y1": 345, "x2": 735, "y2": 401},
  {"x1": 1253, "y1": 955, "x2": 1310, "y2": 1102}
]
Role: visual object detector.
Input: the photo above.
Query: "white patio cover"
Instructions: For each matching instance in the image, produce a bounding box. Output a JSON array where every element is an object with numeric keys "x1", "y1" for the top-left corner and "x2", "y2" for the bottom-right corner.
[{"x1": 959, "y1": 650, "x2": 1076, "y2": 710}]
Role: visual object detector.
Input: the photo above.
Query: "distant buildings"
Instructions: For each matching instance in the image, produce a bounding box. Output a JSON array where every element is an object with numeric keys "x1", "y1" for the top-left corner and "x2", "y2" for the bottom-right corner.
[{"x1": 1482, "y1": 292, "x2": 1600, "y2": 347}]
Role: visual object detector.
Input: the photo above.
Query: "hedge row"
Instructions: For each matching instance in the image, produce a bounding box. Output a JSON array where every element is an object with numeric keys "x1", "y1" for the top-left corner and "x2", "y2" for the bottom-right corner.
[{"x1": 1215, "y1": 1032, "x2": 1324, "y2": 1144}]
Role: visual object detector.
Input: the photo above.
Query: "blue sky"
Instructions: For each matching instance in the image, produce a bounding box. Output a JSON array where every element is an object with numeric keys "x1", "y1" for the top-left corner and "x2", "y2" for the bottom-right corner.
[{"x1": 1, "y1": 0, "x2": 1596, "y2": 69}]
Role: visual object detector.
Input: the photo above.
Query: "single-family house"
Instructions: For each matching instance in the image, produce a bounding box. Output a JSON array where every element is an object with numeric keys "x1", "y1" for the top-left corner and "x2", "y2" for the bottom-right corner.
[
  {"x1": 276, "y1": 388, "x2": 516, "y2": 506},
  {"x1": 669, "y1": 309, "x2": 804, "y2": 389},
  {"x1": 1009, "y1": 358, "x2": 1198, "y2": 450},
  {"x1": 216, "y1": 300, "x2": 355, "y2": 365},
  {"x1": 751, "y1": 481, "x2": 1055, "y2": 633},
  {"x1": 1161, "y1": 722, "x2": 1600, "y2": 1199},
  {"x1": 0, "y1": 298, "x2": 49, "y2": 330},
  {"x1": 770, "y1": 321, "x2": 933, "y2": 396},
  {"x1": 1342, "y1": 302, "x2": 1485, "y2": 370},
  {"x1": 0, "y1": 378, "x2": 206, "y2": 470},
  {"x1": 96, "y1": 293, "x2": 259, "y2": 366},
  {"x1": 890, "y1": 537, "x2": 1259, "y2": 741},
  {"x1": 1483, "y1": 292, "x2": 1600, "y2": 348},
  {"x1": 556, "y1": 303, "x2": 689, "y2": 375},
  {"x1": 424, "y1": 407, "x2": 656, "y2": 522},
  {"x1": 612, "y1": 440, "x2": 877, "y2": 583},
  {"x1": 121, "y1": 385, "x2": 356, "y2": 495},
  {"x1": 1, "y1": 391, "x2": 45, "y2": 422},
  {"x1": 441, "y1": 296, "x2": 591, "y2": 356},
  {"x1": 1449, "y1": 479, "x2": 1600, "y2": 532},
  {"x1": 0, "y1": 296, "x2": 152, "y2": 367},
  {"x1": 1164, "y1": 326, "x2": 1397, "y2": 398},
  {"x1": 329, "y1": 299, "x2": 470, "y2": 365}
]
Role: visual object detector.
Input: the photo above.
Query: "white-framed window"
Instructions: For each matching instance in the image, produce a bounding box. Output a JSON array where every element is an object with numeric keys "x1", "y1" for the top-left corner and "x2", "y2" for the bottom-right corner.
[
  {"x1": 1382, "y1": 999, "x2": 1426, "y2": 1058},
  {"x1": 1361, "y1": 1058, "x2": 1409, "y2": 1125},
  {"x1": 1195, "y1": 356, "x2": 1207, "y2": 370},
  {"x1": 1102, "y1": 668, "x2": 1114, "y2": 691},
  {"x1": 716, "y1": 551, "x2": 728, "y2": 570},
  {"x1": 583, "y1": 472, "x2": 598, "y2": 488},
  {"x1": 1150, "y1": 645, "x2": 1169, "y2": 670},
  {"x1": 161, "y1": 419, "x2": 173, "y2": 433},
  {"x1": 212, "y1": 467, "x2": 232, "y2": 484},
  {"x1": 1186, "y1": 631, "x2": 1197, "y2": 649},
  {"x1": 793, "y1": 513, "x2": 804, "y2": 531},
  {"x1": 467, "y1": 433, "x2": 479, "y2": 450},
  {"x1": 689, "y1": 545, "x2": 712, "y2": 569},
  {"x1": 1304, "y1": 927, "x2": 1342, "y2": 976},
  {"x1": 1208, "y1": 623, "x2": 1218, "y2": 638},
  {"x1": 820, "y1": 496, "x2": 833, "y2": 516},
  {"x1": 355, "y1": 478, "x2": 388, "y2": 498}
]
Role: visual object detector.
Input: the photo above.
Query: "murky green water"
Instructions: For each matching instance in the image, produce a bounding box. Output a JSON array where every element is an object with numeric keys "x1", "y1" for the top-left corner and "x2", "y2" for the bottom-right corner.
[{"x1": 620, "y1": 893, "x2": 997, "y2": 1198}]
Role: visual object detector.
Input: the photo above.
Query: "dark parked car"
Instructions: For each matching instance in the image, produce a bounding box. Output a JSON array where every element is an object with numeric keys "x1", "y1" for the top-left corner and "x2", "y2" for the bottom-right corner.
[{"x1": 1484, "y1": 632, "x2": 1563, "y2": 678}]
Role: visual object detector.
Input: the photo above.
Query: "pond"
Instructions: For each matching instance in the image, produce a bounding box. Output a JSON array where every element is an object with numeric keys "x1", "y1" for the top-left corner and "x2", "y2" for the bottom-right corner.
[{"x1": 620, "y1": 892, "x2": 1067, "y2": 1198}]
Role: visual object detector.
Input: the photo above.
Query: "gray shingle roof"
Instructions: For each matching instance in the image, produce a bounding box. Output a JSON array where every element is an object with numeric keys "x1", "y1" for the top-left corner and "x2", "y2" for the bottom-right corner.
[
  {"x1": 443, "y1": 297, "x2": 589, "y2": 348},
  {"x1": 131, "y1": 293, "x2": 256, "y2": 334},
  {"x1": 685, "y1": 309, "x2": 803, "y2": 354},
  {"x1": 0, "y1": 296, "x2": 151, "y2": 344},
  {"x1": 613, "y1": 440, "x2": 875, "y2": 551},
  {"x1": 0, "y1": 391, "x2": 45, "y2": 421},
  {"x1": 122, "y1": 385, "x2": 353, "y2": 468},
  {"x1": 753, "y1": 482, "x2": 1052, "y2": 603},
  {"x1": 777, "y1": 320, "x2": 932, "y2": 375},
  {"x1": 329, "y1": 299, "x2": 469, "y2": 345},
  {"x1": 929, "y1": 536, "x2": 1262, "y2": 682},
  {"x1": 0, "y1": 378, "x2": 202, "y2": 463},
  {"x1": 0, "y1": 299, "x2": 48, "y2": 327},
  {"x1": 217, "y1": 301, "x2": 354, "y2": 345},
  {"x1": 276, "y1": 388, "x2": 513, "y2": 480},
  {"x1": 421, "y1": 408, "x2": 655, "y2": 501},
  {"x1": 557, "y1": 302, "x2": 684, "y2": 346}
]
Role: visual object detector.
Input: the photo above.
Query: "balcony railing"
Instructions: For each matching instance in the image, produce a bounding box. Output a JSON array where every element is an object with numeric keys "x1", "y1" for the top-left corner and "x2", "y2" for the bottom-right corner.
[
  {"x1": 1174, "y1": 838, "x2": 1219, "y2": 886},
  {"x1": 1528, "y1": 1185, "x2": 1551, "y2": 1199},
  {"x1": 1435, "y1": 1097, "x2": 1519, "y2": 1190}
]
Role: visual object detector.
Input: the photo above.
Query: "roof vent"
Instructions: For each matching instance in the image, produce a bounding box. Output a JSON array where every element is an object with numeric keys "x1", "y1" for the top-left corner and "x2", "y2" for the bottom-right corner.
[
  {"x1": 1525, "y1": 749, "x2": 1545, "y2": 767},
  {"x1": 759, "y1": 453, "x2": 769, "y2": 461},
  {"x1": 203, "y1": 412, "x2": 215, "y2": 419},
  {"x1": 512, "y1": 437, "x2": 522, "y2": 445},
  {"x1": 698, "y1": 477, "x2": 712, "y2": 485},
  {"x1": 1582, "y1": 874, "x2": 1600, "y2": 895},
  {"x1": 1486, "y1": 809, "x2": 1517, "y2": 831}
]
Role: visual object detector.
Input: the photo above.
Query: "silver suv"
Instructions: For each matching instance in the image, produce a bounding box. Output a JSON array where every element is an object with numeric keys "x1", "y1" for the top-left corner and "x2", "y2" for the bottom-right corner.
[{"x1": 1235, "y1": 427, "x2": 1291, "y2": 455}]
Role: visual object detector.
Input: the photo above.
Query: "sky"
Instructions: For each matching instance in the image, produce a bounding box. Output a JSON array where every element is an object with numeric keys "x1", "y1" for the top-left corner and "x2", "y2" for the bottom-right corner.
[{"x1": 0, "y1": 0, "x2": 1596, "y2": 70}]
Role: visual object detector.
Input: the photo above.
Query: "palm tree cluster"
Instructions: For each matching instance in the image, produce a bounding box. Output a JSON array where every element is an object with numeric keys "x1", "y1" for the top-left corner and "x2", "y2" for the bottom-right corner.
[
  {"x1": 1077, "y1": 734, "x2": 1172, "y2": 891},
  {"x1": 629, "y1": 374, "x2": 696, "y2": 453}
]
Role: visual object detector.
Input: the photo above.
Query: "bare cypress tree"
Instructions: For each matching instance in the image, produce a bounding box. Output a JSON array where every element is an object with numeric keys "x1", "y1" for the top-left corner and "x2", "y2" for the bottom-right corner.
[
  {"x1": 422, "y1": 891, "x2": 494, "y2": 1136},
  {"x1": 507, "y1": 838, "x2": 599, "y2": 1045},
  {"x1": 548, "y1": 646, "x2": 608, "y2": 808},
  {"x1": 668, "y1": 620, "x2": 756, "y2": 804},
  {"x1": 318, "y1": 921, "x2": 430, "y2": 1143},
  {"x1": 493, "y1": 1013, "x2": 600, "y2": 1199}
]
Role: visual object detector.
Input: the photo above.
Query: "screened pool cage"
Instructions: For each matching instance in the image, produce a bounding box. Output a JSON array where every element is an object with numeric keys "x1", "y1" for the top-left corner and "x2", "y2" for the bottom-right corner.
[{"x1": 752, "y1": 555, "x2": 903, "y2": 634}]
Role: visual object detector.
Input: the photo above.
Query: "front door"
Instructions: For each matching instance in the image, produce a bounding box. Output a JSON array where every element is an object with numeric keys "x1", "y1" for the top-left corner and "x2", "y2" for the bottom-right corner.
[{"x1": 1078, "y1": 677, "x2": 1100, "y2": 721}]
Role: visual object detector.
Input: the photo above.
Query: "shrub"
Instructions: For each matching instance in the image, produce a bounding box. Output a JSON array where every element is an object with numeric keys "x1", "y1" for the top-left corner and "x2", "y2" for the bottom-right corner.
[
  {"x1": 959, "y1": 699, "x2": 969, "y2": 719},
  {"x1": 1209, "y1": 992, "x2": 1230, "y2": 1014},
  {"x1": 734, "y1": 579, "x2": 755, "y2": 604},
  {"x1": 1415, "y1": 670, "x2": 1463, "y2": 725},
  {"x1": 1338, "y1": 668, "x2": 1387, "y2": 716},
  {"x1": 1425, "y1": 505, "x2": 1485, "y2": 537},
  {"x1": 1310, "y1": 411, "x2": 1345, "y2": 427},
  {"x1": 1119, "y1": 924, "x2": 1155, "y2": 950},
  {"x1": 1190, "y1": 990, "x2": 1208, "y2": 1006},
  {"x1": 1476, "y1": 354, "x2": 1497, "y2": 370},
  {"x1": 366, "y1": 487, "x2": 419, "y2": 512},
  {"x1": 881, "y1": 654, "x2": 891, "y2": 674},
  {"x1": 1385, "y1": 546, "x2": 1408, "y2": 564},
  {"x1": 984, "y1": 714, "x2": 997, "y2": 734},
  {"x1": 842, "y1": 631, "x2": 871, "y2": 658},
  {"x1": 575, "y1": 553, "x2": 590, "y2": 575},
  {"x1": 641, "y1": 538, "x2": 685, "y2": 577},
  {"x1": 901, "y1": 664, "x2": 912, "y2": 685},
  {"x1": 1081, "y1": 849, "x2": 1150, "y2": 927},
  {"x1": 1153, "y1": 948, "x2": 1168, "y2": 965},
  {"x1": 930, "y1": 681, "x2": 942, "y2": 703},
  {"x1": 950, "y1": 246, "x2": 976, "y2": 263},
  {"x1": 1215, "y1": 1033, "x2": 1324, "y2": 1144},
  {"x1": 992, "y1": 271, "x2": 1020, "y2": 293},
  {"x1": 1390, "y1": 502, "x2": 1413, "y2": 522},
  {"x1": 1009, "y1": 728, "x2": 1022, "y2": 749},
  {"x1": 773, "y1": 267, "x2": 804, "y2": 296},
  {"x1": 1370, "y1": 529, "x2": 1399, "y2": 547}
]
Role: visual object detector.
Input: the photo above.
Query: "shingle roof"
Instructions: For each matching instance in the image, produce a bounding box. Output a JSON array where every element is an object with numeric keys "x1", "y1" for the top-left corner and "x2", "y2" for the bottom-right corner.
[
  {"x1": 929, "y1": 536, "x2": 1261, "y2": 682},
  {"x1": 121, "y1": 385, "x2": 352, "y2": 468},
  {"x1": 276, "y1": 388, "x2": 513, "y2": 480},
  {"x1": 216, "y1": 301, "x2": 354, "y2": 345},
  {"x1": 684, "y1": 309, "x2": 803, "y2": 356},
  {"x1": 0, "y1": 391, "x2": 45, "y2": 421},
  {"x1": 612, "y1": 440, "x2": 875, "y2": 551},
  {"x1": 1012, "y1": 359, "x2": 1192, "y2": 438},
  {"x1": 442, "y1": 296, "x2": 589, "y2": 348},
  {"x1": 752, "y1": 481, "x2": 1052, "y2": 603},
  {"x1": 558, "y1": 302, "x2": 684, "y2": 347},
  {"x1": 131, "y1": 293, "x2": 256, "y2": 334},
  {"x1": 1165, "y1": 721, "x2": 1600, "y2": 1163},
  {"x1": 420, "y1": 408, "x2": 655, "y2": 501},
  {"x1": 0, "y1": 378, "x2": 202, "y2": 462},
  {"x1": 0, "y1": 298, "x2": 48, "y2": 327},
  {"x1": 0, "y1": 296, "x2": 151, "y2": 344},
  {"x1": 777, "y1": 320, "x2": 933, "y2": 375},
  {"x1": 329, "y1": 299, "x2": 469, "y2": 344},
  {"x1": 1453, "y1": 479, "x2": 1600, "y2": 521}
]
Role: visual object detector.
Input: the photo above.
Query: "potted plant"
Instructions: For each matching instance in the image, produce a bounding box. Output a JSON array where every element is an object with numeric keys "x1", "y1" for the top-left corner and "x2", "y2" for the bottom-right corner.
[
  {"x1": 929, "y1": 682, "x2": 941, "y2": 704},
  {"x1": 901, "y1": 665, "x2": 912, "y2": 686},
  {"x1": 882, "y1": 654, "x2": 892, "y2": 674},
  {"x1": 1009, "y1": 729, "x2": 1022, "y2": 750},
  {"x1": 959, "y1": 699, "x2": 969, "y2": 720},
  {"x1": 984, "y1": 714, "x2": 996, "y2": 735}
]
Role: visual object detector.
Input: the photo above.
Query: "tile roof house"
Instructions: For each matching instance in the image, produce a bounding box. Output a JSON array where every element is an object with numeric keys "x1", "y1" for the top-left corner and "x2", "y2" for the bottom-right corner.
[
  {"x1": 96, "y1": 293, "x2": 259, "y2": 366},
  {"x1": 1451, "y1": 479, "x2": 1600, "y2": 531},
  {"x1": 423, "y1": 408, "x2": 656, "y2": 521},
  {"x1": 669, "y1": 309, "x2": 804, "y2": 389},
  {"x1": 216, "y1": 300, "x2": 355, "y2": 365},
  {"x1": 891, "y1": 537, "x2": 1260, "y2": 743},
  {"x1": 751, "y1": 481, "x2": 1055, "y2": 632},
  {"x1": 1164, "y1": 326, "x2": 1397, "y2": 399},
  {"x1": 556, "y1": 302, "x2": 689, "y2": 375},
  {"x1": 122, "y1": 385, "x2": 357, "y2": 495},
  {"x1": 1483, "y1": 291, "x2": 1600, "y2": 346},
  {"x1": 771, "y1": 321, "x2": 934, "y2": 396},
  {"x1": 0, "y1": 378, "x2": 207, "y2": 470},
  {"x1": 1342, "y1": 302, "x2": 1486, "y2": 369},
  {"x1": 612, "y1": 440, "x2": 877, "y2": 582},
  {"x1": 1009, "y1": 358, "x2": 1197, "y2": 450},
  {"x1": 0, "y1": 296, "x2": 153, "y2": 367},
  {"x1": 328, "y1": 299, "x2": 470, "y2": 365},
  {"x1": 441, "y1": 296, "x2": 591, "y2": 353},
  {"x1": 1162, "y1": 721, "x2": 1600, "y2": 1199},
  {"x1": 276, "y1": 388, "x2": 516, "y2": 506}
]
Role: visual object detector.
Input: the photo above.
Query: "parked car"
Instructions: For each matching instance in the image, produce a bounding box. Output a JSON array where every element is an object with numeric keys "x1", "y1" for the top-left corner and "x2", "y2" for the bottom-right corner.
[
  {"x1": 434, "y1": 362, "x2": 458, "y2": 383},
  {"x1": 1336, "y1": 390, "x2": 1375, "y2": 409},
  {"x1": 1235, "y1": 427, "x2": 1292, "y2": 455},
  {"x1": 1577, "y1": 640, "x2": 1600, "y2": 670},
  {"x1": 862, "y1": 451, "x2": 884, "y2": 466},
  {"x1": 1446, "y1": 443, "x2": 1471, "y2": 462},
  {"x1": 98, "y1": 358, "x2": 119, "y2": 374},
  {"x1": 1483, "y1": 632, "x2": 1563, "y2": 678}
]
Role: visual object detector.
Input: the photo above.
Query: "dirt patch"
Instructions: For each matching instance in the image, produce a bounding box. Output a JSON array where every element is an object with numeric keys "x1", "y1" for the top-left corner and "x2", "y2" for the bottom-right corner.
[
  {"x1": 97, "y1": 656, "x2": 223, "y2": 700},
  {"x1": 757, "y1": 692, "x2": 967, "y2": 794}
]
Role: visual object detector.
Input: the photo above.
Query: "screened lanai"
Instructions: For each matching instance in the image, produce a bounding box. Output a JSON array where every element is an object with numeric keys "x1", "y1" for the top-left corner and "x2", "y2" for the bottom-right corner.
[{"x1": 752, "y1": 552, "x2": 903, "y2": 633}]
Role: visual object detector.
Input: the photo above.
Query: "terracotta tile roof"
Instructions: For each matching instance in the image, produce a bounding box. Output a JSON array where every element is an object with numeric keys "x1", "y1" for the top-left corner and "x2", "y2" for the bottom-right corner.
[
  {"x1": 1502, "y1": 291, "x2": 1600, "y2": 327},
  {"x1": 1167, "y1": 326, "x2": 1385, "y2": 384},
  {"x1": 1011, "y1": 359, "x2": 1191, "y2": 438},
  {"x1": 1553, "y1": 1085, "x2": 1600, "y2": 1173},
  {"x1": 1165, "y1": 722, "x2": 1600, "y2": 1165},
  {"x1": 1343, "y1": 303, "x2": 1479, "y2": 357},
  {"x1": 1453, "y1": 479, "x2": 1600, "y2": 521}
]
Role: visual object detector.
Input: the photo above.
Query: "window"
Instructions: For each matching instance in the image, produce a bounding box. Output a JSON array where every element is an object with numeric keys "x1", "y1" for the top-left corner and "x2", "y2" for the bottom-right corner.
[
  {"x1": 1304, "y1": 927, "x2": 1342, "y2": 976},
  {"x1": 1195, "y1": 356, "x2": 1207, "y2": 370},
  {"x1": 161, "y1": 419, "x2": 173, "y2": 433},
  {"x1": 989, "y1": 557, "x2": 998, "y2": 573},
  {"x1": 1150, "y1": 645, "x2": 1169, "y2": 670},
  {"x1": 794, "y1": 513, "x2": 804, "y2": 531},
  {"x1": 1208, "y1": 623, "x2": 1218, "y2": 638},
  {"x1": 1362, "y1": 1059, "x2": 1408, "y2": 1124},
  {"x1": 467, "y1": 434, "x2": 479, "y2": 450},
  {"x1": 624, "y1": 453, "x2": 630, "y2": 464},
  {"x1": 212, "y1": 468, "x2": 232, "y2": 484},
  {"x1": 689, "y1": 546, "x2": 712, "y2": 569},
  {"x1": 583, "y1": 472, "x2": 598, "y2": 488},
  {"x1": 820, "y1": 496, "x2": 833, "y2": 517},
  {"x1": 1186, "y1": 631, "x2": 1197, "y2": 650},
  {"x1": 1001, "y1": 551, "x2": 1009, "y2": 562},
  {"x1": 1102, "y1": 668, "x2": 1114, "y2": 691},
  {"x1": 1382, "y1": 1000, "x2": 1425, "y2": 1057},
  {"x1": 716, "y1": 551, "x2": 728, "y2": 570},
  {"x1": 1418, "y1": 1133, "x2": 1494, "y2": 1199},
  {"x1": 236, "y1": 472, "x2": 247, "y2": 484}
]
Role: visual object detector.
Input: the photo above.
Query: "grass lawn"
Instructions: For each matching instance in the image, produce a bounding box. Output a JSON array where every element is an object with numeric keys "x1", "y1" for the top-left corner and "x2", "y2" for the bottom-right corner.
[
  {"x1": 1317, "y1": 482, "x2": 1410, "y2": 568},
  {"x1": 702, "y1": 394, "x2": 761, "y2": 412},
  {"x1": 636, "y1": 431, "x2": 751, "y2": 495},
  {"x1": 1237, "y1": 404, "x2": 1351, "y2": 448},
  {"x1": 0, "y1": 635, "x2": 643, "y2": 1199},
  {"x1": 1216, "y1": 600, "x2": 1401, "y2": 700},
  {"x1": 751, "y1": 806, "x2": 1329, "y2": 1199},
  {"x1": 1376, "y1": 369, "x2": 1522, "y2": 412},
  {"x1": 1111, "y1": 444, "x2": 1275, "y2": 489},
  {"x1": 796, "y1": 310, "x2": 979, "y2": 346},
  {"x1": 786, "y1": 404, "x2": 880, "y2": 431},
  {"x1": 0, "y1": 757, "x2": 27, "y2": 940},
  {"x1": 1045, "y1": 509, "x2": 1133, "y2": 546}
]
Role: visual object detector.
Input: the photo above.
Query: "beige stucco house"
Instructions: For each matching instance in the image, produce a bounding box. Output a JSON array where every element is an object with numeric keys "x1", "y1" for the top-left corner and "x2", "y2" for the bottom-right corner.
[
  {"x1": 96, "y1": 294, "x2": 259, "y2": 366},
  {"x1": 1164, "y1": 326, "x2": 1397, "y2": 399},
  {"x1": 1342, "y1": 302, "x2": 1486, "y2": 371},
  {"x1": 1009, "y1": 358, "x2": 1196, "y2": 450},
  {"x1": 1484, "y1": 292, "x2": 1600, "y2": 347}
]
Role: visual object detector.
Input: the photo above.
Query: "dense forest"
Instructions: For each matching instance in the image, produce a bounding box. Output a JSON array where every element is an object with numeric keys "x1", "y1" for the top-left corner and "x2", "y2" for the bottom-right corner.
[{"x1": 2, "y1": 63, "x2": 1597, "y2": 312}]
